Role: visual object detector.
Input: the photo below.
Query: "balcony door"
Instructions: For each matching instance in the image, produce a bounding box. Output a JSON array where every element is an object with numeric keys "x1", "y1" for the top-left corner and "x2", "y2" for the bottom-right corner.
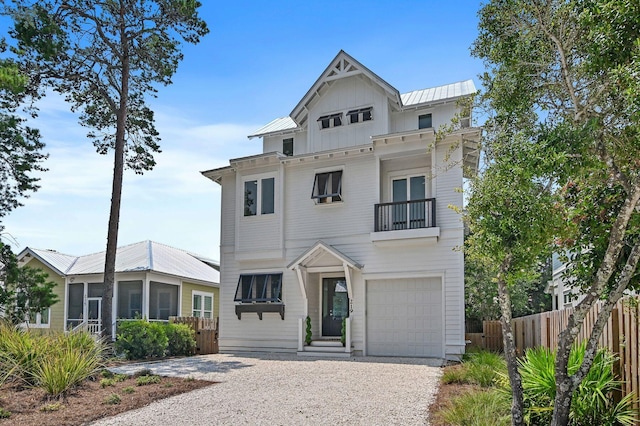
[{"x1": 392, "y1": 175, "x2": 426, "y2": 229}]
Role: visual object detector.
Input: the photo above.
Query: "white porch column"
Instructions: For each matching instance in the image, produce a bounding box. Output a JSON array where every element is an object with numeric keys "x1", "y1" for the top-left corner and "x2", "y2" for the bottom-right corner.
[
  {"x1": 343, "y1": 263, "x2": 353, "y2": 300},
  {"x1": 345, "y1": 317, "x2": 352, "y2": 353},
  {"x1": 294, "y1": 266, "x2": 308, "y2": 317}
]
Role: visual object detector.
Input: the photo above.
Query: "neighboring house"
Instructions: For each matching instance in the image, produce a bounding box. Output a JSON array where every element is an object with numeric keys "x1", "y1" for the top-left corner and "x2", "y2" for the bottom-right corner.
[
  {"x1": 546, "y1": 253, "x2": 581, "y2": 310},
  {"x1": 16, "y1": 240, "x2": 220, "y2": 335},
  {"x1": 203, "y1": 50, "x2": 480, "y2": 360}
]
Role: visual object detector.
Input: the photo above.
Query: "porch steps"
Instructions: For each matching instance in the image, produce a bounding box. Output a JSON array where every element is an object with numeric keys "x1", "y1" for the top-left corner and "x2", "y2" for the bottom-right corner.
[{"x1": 297, "y1": 340, "x2": 353, "y2": 358}]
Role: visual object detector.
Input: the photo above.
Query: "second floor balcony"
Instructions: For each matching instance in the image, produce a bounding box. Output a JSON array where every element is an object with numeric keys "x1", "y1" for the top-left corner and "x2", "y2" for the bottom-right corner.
[{"x1": 371, "y1": 198, "x2": 439, "y2": 245}]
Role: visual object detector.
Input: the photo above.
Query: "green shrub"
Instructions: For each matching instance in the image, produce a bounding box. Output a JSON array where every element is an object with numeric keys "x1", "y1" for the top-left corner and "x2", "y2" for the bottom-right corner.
[
  {"x1": 436, "y1": 389, "x2": 511, "y2": 426},
  {"x1": 518, "y1": 343, "x2": 637, "y2": 426},
  {"x1": 442, "y1": 350, "x2": 507, "y2": 387},
  {"x1": 305, "y1": 316, "x2": 312, "y2": 345},
  {"x1": 114, "y1": 320, "x2": 168, "y2": 360},
  {"x1": 100, "y1": 369, "x2": 114, "y2": 378},
  {"x1": 100, "y1": 378, "x2": 116, "y2": 388},
  {"x1": 122, "y1": 386, "x2": 135, "y2": 394},
  {"x1": 136, "y1": 374, "x2": 161, "y2": 386},
  {"x1": 114, "y1": 373, "x2": 128, "y2": 382},
  {"x1": 164, "y1": 323, "x2": 196, "y2": 357},
  {"x1": 104, "y1": 393, "x2": 121, "y2": 405},
  {"x1": 40, "y1": 402, "x2": 62, "y2": 412},
  {"x1": 465, "y1": 350, "x2": 506, "y2": 387}
]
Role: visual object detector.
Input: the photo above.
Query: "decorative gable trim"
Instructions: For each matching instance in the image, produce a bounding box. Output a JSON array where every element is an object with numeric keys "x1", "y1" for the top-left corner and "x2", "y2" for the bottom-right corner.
[{"x1": 290, "y1": 50, "x2": 401, "y2": 127}]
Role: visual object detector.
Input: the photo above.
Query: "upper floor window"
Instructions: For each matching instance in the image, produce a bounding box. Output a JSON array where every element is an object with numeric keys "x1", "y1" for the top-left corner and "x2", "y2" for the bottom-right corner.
[
  {"x1": 348, "y1": 107, "x2": 373, "y2": 124},
  {"x1": 283, "y1": 138, "x2": 294, "y2": 156},
  {"x1": 244, "y1": 177, "x2": 275, "y2": 216},
  {"x1": 318, "y1": 113, "x2": 343, "y2": 129},
  {"x1": 418, "y1": 113, "x2": 432, "y2": 129},
  {"x1": 312, "y1": 170, "x2": 343, "y2": 204}
]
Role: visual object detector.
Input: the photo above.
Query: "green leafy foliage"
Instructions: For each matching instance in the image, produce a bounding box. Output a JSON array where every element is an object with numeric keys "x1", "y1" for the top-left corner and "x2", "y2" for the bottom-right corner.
[
  {"x1": 518, "y1": 344, "x2": 637, "y2": 426},
  {"x1": 104, "y1": 393, "x2": 121, "y2": 405},
  {"x1": 0, "y1": 243, "x2": 58, "y2": 326},
  {"x1": 441, "y1": 350, "x2": 507, "y2": 388},
  {"x1": 164, "y1": 323, "x2": 196, "y2": 357},
  {"x1": 136, "y1": 374, "x2": 161, "y2": 386},
  {"x1": 5, "y1": 0, "x2": 209, "y2": 338},
  {"x1": 122, "y1": 386, "x2": 135, "y2": 394},
  {"x1": 100, "y1": 378, "x2": 116, "y2": 388},
  {"x1": 305, "y1": 316, "x2": 312, "y2": 345},
  {"x1": 470, "y1": 1, "x2": 640, "y2": 423},
  {"x1": 114, "y1": 320, "x2": 168, "y2": 360}
]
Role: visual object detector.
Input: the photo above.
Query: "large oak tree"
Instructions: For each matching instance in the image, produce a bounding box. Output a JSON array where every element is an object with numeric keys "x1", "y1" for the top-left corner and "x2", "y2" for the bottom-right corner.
[{"x1": 8, "y1": 0, "x2": 208, "y2": 337}]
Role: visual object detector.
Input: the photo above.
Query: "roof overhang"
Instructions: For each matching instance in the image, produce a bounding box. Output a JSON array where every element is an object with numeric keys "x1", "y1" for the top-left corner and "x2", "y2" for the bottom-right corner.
[{"x1": 17, "y1": 248, "x2": 69, "y2": 276}]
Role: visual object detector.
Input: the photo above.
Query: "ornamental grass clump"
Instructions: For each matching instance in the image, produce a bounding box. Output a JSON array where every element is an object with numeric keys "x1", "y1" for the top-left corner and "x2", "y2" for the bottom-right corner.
[
  {"x1": 0, "y1": 321, "x2": 104, "y2": 397},
  {"x1": 32, "y1": 332, "x2": 104, "y2": 398}
]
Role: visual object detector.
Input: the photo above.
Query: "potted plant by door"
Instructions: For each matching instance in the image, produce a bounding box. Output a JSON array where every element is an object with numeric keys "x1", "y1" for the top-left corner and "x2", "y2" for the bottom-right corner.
[{"x1": 305, "y1": 316, "x2": 312, "y2": 345}]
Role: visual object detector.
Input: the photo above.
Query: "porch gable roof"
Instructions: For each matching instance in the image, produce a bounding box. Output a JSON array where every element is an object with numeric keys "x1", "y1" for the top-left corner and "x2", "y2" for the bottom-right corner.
[{"x1": 287, "y1": 241, "x2": 363, "y2": 271}]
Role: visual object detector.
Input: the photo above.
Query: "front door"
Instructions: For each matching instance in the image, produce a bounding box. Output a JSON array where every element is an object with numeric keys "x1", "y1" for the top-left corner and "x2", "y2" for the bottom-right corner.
[
  {"x1": 322, "y1": 278, "x2": 349, "y2": 337},
  {"x1": 87, "y1": 297, "x2": 102, "y2": 334}
]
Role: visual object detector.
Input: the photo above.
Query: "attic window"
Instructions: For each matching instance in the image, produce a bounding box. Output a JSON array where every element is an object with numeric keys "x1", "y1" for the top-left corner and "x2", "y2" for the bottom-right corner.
[
  {"x1": 318, "y1": 113, "x2": 343, "y2": 129},
  {"x1": 283, "y1": 138, "x2": 293, "y2": 156},
  {"x1": 348, "y1": 107, "x2": 373, "y2": 124},
  {"x1": 418, "y1": 113, "x2": 432, "y2": 129}
]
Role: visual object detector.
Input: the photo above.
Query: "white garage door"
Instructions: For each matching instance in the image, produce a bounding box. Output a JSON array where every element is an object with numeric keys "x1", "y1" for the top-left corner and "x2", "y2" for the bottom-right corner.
[{"x1": 367, "y1": 278, "x2": 443, "y2": 357}]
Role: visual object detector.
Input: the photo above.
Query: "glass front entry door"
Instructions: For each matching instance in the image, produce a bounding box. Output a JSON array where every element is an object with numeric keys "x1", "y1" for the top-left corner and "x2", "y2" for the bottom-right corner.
[{"x1": 322, "y1": 278, "x2": 349, "y2": 337}]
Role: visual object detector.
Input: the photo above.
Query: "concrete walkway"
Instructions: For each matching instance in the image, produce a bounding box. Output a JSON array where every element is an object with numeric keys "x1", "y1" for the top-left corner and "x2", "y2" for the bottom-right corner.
[{"x1": 93, "y1": 353, "x2": 443, "y2": 425}]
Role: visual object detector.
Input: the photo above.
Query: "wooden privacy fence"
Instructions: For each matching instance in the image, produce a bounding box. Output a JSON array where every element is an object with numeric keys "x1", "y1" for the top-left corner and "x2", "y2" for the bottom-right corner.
[
  {"x1": 467, "y1": 297, "x2": 639, "y2": 410},
  {"x1": 465, "y1": 320, "x2": 504, "y2": 352},
  {"x1": 170, "y1": 316, "x2": 219, "y2": 355}
]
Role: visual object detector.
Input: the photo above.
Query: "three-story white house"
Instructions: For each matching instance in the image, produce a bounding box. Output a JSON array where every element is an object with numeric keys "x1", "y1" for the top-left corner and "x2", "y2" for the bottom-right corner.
[{"x1": 203, "y1": 51, "x2": 480, "y2": 360}]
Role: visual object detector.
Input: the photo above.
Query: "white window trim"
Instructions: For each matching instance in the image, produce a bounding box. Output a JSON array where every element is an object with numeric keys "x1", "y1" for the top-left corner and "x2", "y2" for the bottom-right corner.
[
  {"x1": 387, "y1": 168, "x2": 430, "y2": 202},
  {"x1": 312, "y1": 165, "x2": 345, "y2": 206},
  {"x1": 347, "y1": 106, "x2": 373, "y2": 125},
  {"x1": 192, "y1": 290, "x2": 214, "y2": 318},
  {"x1": 317, "y1": 112, "x2": 343, "y2": 130},
  {"x1": 241, "y1": 172, "x2": 277, "y2": 217},
  {"x1": 24, "y1": 307, "x2": 51, "y2": 329}
]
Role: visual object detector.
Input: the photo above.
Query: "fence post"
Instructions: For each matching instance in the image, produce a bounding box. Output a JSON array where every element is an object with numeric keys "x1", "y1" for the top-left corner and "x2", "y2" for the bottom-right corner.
[{"x1": 611, "y1": 307, "x2": 621, "y2": 404}]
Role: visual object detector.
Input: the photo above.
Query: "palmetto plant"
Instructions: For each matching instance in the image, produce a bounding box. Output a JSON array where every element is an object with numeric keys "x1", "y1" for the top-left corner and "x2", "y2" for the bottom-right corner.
[{"x1": 518, "y1": 343, "x2": 637, "y2": 426}]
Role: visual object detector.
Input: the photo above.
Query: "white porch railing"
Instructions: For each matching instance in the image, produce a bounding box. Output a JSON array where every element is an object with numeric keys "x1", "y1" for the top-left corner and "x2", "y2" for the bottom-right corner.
[{"x1": 70, "y1": 319, "x2": 102, "y2": 335}]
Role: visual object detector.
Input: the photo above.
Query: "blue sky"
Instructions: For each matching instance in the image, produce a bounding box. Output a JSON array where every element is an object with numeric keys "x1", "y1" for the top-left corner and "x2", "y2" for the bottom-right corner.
[{"x1": 3, "y1": 1, "x2": 484, "y2": 261}]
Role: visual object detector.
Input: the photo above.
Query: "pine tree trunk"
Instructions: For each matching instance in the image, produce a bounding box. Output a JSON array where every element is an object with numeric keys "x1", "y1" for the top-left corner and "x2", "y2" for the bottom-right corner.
[{"x1": 101, "y1": 3, "x2": 129, "y2": 339}]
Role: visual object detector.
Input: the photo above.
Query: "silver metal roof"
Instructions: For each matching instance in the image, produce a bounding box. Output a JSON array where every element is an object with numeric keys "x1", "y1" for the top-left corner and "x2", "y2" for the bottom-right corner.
[
  {"x1": 22, "y1": 241, "x2": 219, "y2": 285},
  {"x1": 250, "y1": 80, "x2": 476, "y2": 139},
  {"x1": 401, "y1": 80, "x2": 476, "y2": 107},
  {"x1": 25, "y1": 248, "x2": 78, "y2": 275},
  {"x1": 248, "y1": 117, "x2": 298, "y2": 139}
]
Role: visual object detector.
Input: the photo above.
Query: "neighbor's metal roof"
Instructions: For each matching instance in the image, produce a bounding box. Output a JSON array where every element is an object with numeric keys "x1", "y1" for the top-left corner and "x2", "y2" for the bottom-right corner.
[
  {"x1": 22, "y1": 241, "x2": 219, "y2": 285},
  {"x1": 248, "y1": 117, "x2": 298, "y2": 139},
  {"x1": 401, "y1": 80, "x2": 476, "y2": 107},
  {"x1": 26, "y1": 248, "x2": 78, "y2": 275}
]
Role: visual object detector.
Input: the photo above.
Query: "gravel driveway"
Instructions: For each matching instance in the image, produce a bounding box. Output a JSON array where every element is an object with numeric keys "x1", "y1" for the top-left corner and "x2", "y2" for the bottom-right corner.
[{"x1": 93, "y1": 353, "x2": 443, "y2": 425}]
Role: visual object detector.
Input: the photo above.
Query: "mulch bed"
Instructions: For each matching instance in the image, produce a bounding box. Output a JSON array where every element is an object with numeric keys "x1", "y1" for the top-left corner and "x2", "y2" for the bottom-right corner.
[{"x1": 0, "y1": 374, "x2": 213, "y2": 426}]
